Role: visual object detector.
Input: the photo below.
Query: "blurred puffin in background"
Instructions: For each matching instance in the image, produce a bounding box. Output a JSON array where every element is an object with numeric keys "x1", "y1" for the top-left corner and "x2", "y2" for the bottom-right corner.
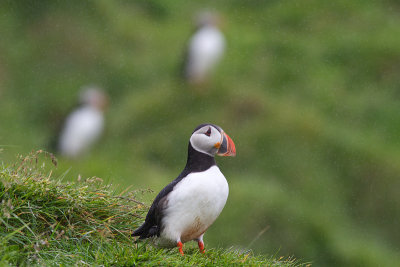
[
  {"x1": 132, "y1": 123, "x2": 236, "y2": 255},
  {"x1": 57, "y1": 86, "x2": 108, "y2": 158},
  {"x1": 182, "y1": 12, "x2": 226, "y2": 85}
]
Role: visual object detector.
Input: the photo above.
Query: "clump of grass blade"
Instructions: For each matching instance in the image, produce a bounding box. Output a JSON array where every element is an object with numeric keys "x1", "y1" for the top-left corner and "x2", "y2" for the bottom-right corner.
[{"x1": 0, "y1": 151, "x2": 145, "y2": 265}]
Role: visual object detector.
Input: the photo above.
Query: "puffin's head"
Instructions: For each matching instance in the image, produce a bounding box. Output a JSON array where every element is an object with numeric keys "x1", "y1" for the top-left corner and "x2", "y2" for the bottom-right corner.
[
  {"x1": 79, "y1": 86, "x2": 109, "y2": 111},
  {"x1": 190, "y1": 124, "x2": 236, "y2": 157}
]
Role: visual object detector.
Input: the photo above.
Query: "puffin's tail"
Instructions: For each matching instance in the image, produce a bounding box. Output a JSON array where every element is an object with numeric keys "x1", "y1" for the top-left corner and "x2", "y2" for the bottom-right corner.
[
  {"x1": 131, "y1": 224, "x2": 146, "y2": 238},
  {"x1": 131, "y1": 223, "x2": 158, "y2": 239}
]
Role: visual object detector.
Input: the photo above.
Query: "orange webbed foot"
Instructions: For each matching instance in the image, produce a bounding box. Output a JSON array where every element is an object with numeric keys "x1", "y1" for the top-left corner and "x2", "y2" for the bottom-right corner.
[
  {"x1": 177, "y1": 241, "x2": 184, "y2": 256},
  {"x1": 198, "y1": 240, "x2": 205, "y2": 254}
]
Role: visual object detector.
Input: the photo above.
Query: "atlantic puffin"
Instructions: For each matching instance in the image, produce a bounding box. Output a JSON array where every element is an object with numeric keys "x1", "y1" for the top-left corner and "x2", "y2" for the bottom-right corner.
[
  {"x1": 182, "y1": 12, "x2": 226, "y2": 84},
  {"x1": 132, "y1": 124, "x2": 236, "y2": 255},
  {"x1": 58, "y1": 87, "x2": 108, "y2": 158}
]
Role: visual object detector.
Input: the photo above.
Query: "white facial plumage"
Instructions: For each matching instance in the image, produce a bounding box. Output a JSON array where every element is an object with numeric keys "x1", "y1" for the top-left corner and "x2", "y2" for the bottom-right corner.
[{"x1": 189, "y1": 125, "x2": 222, "y2": 156}]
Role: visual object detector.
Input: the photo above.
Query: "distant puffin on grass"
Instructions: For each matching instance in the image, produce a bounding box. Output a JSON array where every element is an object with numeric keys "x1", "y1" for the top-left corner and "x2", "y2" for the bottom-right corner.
[
  {"x1": 182, "y1": 12, "x2": 226, "y2": 85},
  {"x1": 132, "y1": 124, "x2": 236, "y2": 255},
  {"x1": 58, "y1": 87, "x2": 108, "y2": 158}
]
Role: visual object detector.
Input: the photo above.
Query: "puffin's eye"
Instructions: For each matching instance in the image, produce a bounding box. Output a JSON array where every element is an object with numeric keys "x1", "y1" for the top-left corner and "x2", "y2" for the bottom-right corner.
[{"x1": 205, "y1": 127, "x2": 212, "y2": 137}]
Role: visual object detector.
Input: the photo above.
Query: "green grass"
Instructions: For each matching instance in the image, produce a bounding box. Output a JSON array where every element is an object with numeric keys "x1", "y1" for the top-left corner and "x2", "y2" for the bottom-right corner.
[{"x1": 0, "y1": 151, "x2": 303, "y2": 266}]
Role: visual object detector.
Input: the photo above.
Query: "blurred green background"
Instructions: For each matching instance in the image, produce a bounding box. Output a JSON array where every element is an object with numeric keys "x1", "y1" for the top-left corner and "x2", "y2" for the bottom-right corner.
[{"x1": 1, "y1": 1, "x2": 400, "y2": 266}]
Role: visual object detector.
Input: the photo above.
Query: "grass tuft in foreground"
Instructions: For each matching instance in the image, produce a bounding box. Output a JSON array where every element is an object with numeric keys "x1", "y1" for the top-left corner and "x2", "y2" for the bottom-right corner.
[{"x1": 0, "y1": 151, "x2": 306, "y2": 266}]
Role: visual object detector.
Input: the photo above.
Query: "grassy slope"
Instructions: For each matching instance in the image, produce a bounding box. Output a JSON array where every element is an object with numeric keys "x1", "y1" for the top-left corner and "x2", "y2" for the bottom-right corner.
[
  {"x1": 1, "y1": 0, "x2": 400, "y2": 266},
  {"x1": 0, "y1": 152, "x2": 302, "y2": 266}
]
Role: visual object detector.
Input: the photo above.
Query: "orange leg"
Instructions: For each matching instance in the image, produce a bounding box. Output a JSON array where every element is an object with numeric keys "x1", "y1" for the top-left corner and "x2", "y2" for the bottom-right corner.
[
  {"x1": 198, "y1": 240, "x2": 205, "y2": 253},
  {"x1": 177, "y1": 241, "x2": 184, "y2": 256}
]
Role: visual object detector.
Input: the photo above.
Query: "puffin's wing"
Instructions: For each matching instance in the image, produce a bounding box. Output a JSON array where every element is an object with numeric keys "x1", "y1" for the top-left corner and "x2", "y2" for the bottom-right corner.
[
  {"x1": 47, "y1": 105, "x2": 78, "y2": 153},
  {"x1": 180, "y1": 43, "x2": 191, "y2": 80},
  {"x1": 132, "y1": 188, "x2": 171, "y2": 238},
  {"x1": 132, "y1": 171, "x2": 188, "y2": 239},
  {"x1": 180, "y1": 28, "x2": 199, "y2": 80}
]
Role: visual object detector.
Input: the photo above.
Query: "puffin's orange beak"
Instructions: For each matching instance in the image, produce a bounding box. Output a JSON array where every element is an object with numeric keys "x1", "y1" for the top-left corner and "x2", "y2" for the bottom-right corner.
[{"x1": 217, "y1": 132, "x2": 236, "y2": 157}]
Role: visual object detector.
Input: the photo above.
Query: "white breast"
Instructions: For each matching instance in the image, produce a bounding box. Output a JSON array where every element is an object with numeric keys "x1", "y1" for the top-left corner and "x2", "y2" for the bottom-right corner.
[
  {"x1": 158, "y1": 166, "x2": 229, "y2": 246},
  {"x1": 58, "y1": 106, "x2": 104, "y2": 158},
  {"x1": 185, "y1": 26, "x2": 225, "y2": 82}
]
